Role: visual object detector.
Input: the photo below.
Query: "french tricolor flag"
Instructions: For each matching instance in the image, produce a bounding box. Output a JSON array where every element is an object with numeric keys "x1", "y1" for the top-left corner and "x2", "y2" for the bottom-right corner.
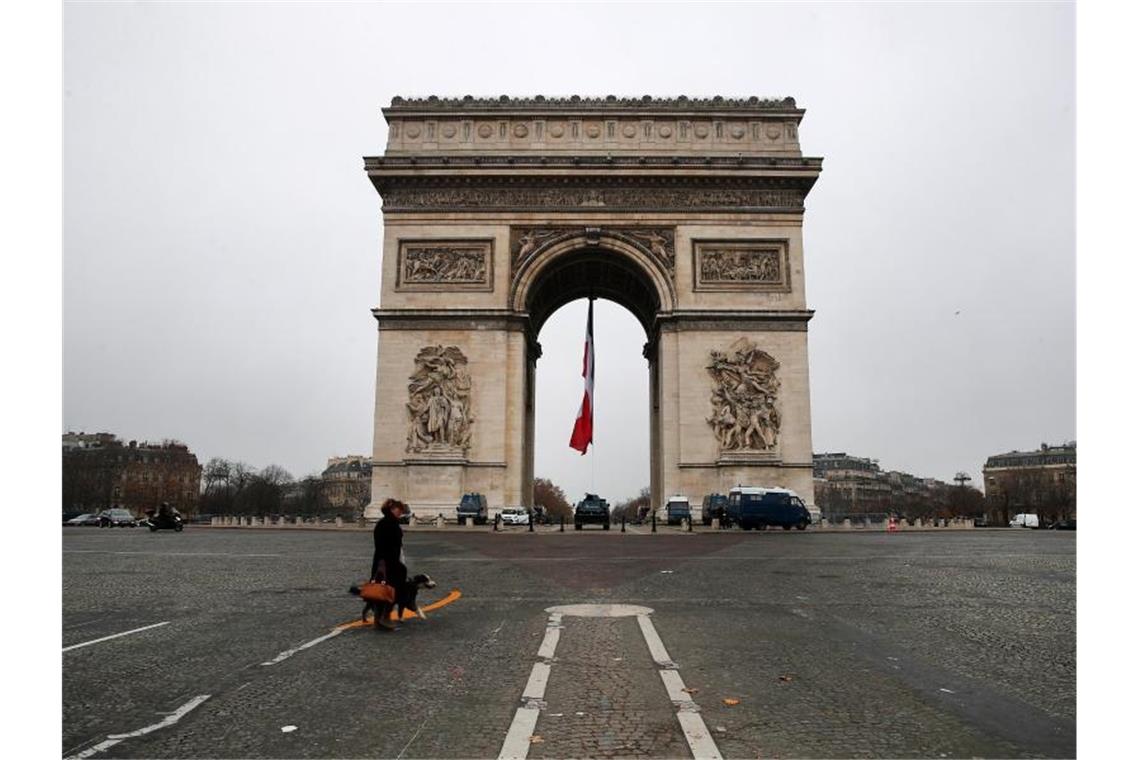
[{"x1": 569, "y1": 298, "x2": 594, "y2": 454}]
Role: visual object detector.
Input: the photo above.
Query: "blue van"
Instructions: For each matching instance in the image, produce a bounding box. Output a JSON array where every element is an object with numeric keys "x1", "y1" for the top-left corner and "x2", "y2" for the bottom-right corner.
[{"x1": 727, "y1": 487, "x2": 811, "y2": 531}]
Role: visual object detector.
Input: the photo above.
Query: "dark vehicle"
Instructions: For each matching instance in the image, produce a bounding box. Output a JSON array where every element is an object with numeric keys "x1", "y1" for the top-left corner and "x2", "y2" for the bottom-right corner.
[
  {"x1": 701, "y1": 493, "x2": 728, "y2": 526},
  {"x1": 457, "y1": 493, "x2": 488, "y2": 525},
  {"x1": 144, "y1": 503, "x2": 183, "y2": 531},
  {"x1": 661, "y1": 496, "x2": 692, "y2": 526},
  {"x1": 728, "y1": 487, "x2": 811, "y2": 531},
  {"x1": 65, "y1": 513, "x2": 101, "y2": 527},
  {"x1": 1051, "y1": 519, "x2": 1076, "y2": 531},
  {"x1": 575, "y1": 493, "x2": 610, "y2": 530},
  {"x1": 98, "y1": 508, "x2": 139, "y2": 527}
]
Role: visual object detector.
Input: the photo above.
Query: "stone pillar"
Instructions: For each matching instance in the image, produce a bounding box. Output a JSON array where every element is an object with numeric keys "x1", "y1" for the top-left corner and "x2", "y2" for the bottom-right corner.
[{"x1": 335, "y1": 517, "x2": 343, "y2": 528}]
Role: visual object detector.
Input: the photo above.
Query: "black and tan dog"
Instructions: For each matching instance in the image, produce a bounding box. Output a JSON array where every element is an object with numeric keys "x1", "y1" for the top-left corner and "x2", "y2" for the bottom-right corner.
[{"x1": 349, "y1": 573, "x2": 437, "y2": 628}]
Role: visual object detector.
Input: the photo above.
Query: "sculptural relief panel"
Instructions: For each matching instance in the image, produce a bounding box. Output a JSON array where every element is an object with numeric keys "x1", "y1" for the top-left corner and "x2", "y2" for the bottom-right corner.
[
  {"x1": 396, "y1": 239, "x2": 493, "y2": 291},
  {"x1": 510, "y1": 226, "x2": 675, "y2": 279},
  {"x1": 406, "y1": 345, "x2": 474, "y2": 455},
  {"x1": 706, "y1": 338, "x2": 781, "y2": 454},
  {"x1": 693, "y1": 239, "x2": 790, "y2": 292}
]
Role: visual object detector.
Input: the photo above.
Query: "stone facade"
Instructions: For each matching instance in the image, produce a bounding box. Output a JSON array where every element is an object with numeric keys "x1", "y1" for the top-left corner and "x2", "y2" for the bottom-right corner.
[
  {"x1": 61, "y1": 433, "x2": 202, "y2": 515},
  {"x1": 983, "y1": 442, "x2": 1076, "y2": 525},
  {"x1": 320, "y1": 455, "x2": 372, "y2": 518},
  {"x1": 364, "y1": 96, "x2": 822, "y2": 520}
]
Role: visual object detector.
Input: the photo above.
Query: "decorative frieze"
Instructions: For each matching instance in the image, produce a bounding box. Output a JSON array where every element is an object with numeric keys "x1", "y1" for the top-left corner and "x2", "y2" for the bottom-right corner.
[
  {"x1": 406, "y1": 345, "x2": 474, "y2": 455},
  {"x1": 381, "y1": 185, "x2": 804, "y2": 213},
  {"x1": 396, "y1": 239, "x2": 493, "y2": 291},
  {"x1": 509, "y1": 226, "x2": 675, "y2": 279},
  {"x1": 693, "y1": 240, "x2": 791, "y2": 292},
  {"x1": 707, "y1": 338, "x2": 781, "y2": 453}
]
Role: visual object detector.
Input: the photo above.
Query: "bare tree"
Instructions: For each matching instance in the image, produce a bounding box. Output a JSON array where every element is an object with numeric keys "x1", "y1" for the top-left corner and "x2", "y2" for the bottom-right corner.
[{"x1": 533, "y1": 477, "x2": 573, "y2": 520}]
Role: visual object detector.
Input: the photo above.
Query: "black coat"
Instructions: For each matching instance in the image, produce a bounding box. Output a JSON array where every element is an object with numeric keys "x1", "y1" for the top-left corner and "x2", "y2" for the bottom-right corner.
[{"x1": 371, "y1": 512, "x2": 405, "y2": 584}]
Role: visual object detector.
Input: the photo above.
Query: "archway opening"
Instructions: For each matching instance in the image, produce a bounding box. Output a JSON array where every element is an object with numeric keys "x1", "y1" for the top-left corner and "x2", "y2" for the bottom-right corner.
[{"x1": 523, "y1": 249, "x2": 664, "y2": 518}]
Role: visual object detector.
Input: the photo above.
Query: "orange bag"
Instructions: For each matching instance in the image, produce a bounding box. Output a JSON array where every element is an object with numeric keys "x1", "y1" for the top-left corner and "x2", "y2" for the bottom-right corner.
[{"x1": 358, "y1": 581, "x2": 395, "y2": 605}]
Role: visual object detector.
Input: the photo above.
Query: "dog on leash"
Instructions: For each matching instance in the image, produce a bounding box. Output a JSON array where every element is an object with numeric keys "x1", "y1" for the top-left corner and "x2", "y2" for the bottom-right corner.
[{"x1": 349, "y1": 573, "x2": 437, "y2": 628}]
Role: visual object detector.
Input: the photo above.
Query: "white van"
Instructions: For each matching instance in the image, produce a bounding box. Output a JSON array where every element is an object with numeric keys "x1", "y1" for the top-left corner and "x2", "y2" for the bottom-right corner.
[{"x1": 1009, "y1": 513, "x2": 1039, "y2": 528}]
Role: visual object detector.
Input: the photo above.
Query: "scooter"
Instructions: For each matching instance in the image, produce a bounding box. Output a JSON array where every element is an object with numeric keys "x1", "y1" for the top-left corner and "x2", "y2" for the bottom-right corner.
[{"x1": 145, "y1": 512, "x2": 184, "y2": 532}]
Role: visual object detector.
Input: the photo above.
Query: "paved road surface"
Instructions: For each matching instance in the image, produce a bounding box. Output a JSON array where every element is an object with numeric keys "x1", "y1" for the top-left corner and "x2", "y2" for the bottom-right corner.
[{"x1": 62, "y1": 527, "x2": 1075, "y2": 758}]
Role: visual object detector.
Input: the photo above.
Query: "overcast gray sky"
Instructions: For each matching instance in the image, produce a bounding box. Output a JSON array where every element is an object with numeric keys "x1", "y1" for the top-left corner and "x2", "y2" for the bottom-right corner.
[{"x1": 63, "y1": 2, "x2": 1074, "y2": 502}]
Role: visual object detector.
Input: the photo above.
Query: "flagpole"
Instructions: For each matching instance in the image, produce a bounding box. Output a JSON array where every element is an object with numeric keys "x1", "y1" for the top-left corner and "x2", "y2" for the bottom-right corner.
[{"x1": 590, "y1": 296, "x2": 595, "y2": 494}]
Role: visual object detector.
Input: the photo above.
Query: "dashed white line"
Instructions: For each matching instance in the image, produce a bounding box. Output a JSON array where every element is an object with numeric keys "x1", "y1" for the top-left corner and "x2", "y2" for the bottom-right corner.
[
  {"x1": 64, "y1": 694, "x2": 210, "y2": 760},
  {"x1": 498, "y1": 611, "x2": 563, "y2": 760},
  {"x1": 502, "y1": 604, "x2": 723, "y2": 760},
  {"x1": 521, "y1": 662, "x2": 552, "y2": 701},
  {"x1": 261, "y1": 625, "x2": 349, "y2": 666},
  {"x1": 636, "y1": 613, "x2": 723, "y2": 760},
  {"x1": 636, "y1": 613, "x2": 676, "y2": 668},
  {"x1": 63, "y1": 621, "x2": 170, "y2": 653}
]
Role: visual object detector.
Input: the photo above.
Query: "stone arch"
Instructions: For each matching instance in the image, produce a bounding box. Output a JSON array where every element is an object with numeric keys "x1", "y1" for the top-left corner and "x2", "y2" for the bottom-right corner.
[{"x1": 511, "y1": 231, "x2": 676, "y2": 335}]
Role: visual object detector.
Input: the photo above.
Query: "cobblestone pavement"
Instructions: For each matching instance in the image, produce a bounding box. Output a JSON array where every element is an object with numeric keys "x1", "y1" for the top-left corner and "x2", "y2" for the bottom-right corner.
[{"x1": 63, "y1": 527, "x2": 1075, "y2": 758}]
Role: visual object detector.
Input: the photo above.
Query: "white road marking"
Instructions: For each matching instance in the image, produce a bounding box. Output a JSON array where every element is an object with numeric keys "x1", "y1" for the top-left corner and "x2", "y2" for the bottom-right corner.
[
  {"x1": 636, "y1": 613, "x2": 723, "y2": 760},
  {"x1": 65, "y1": 694, "x2": 210, "y2": 759},
  {"x1": 536, "y1": 622, "x2": 561, "y2": 660},
  {"x1": 659, "y1": 668, "x2": 692, "y2": 703},
  {"x1": 636, "y1": 613, "x2": 676, "y2": 668},
  {"x1": 501, "y1": 604, "x2": 723, "y2": 760},
  {"x1": 63, "y1": 621, "x2": 170, "y2": 652},
  {"x1": 521, "y1": 663, "x2": 551, "y2": 701},
  {"x1": 498, "y1": 611, "x2": 564, "y2": 760},
  {"x1": 261, "y1": 626, "x2": 348, "y2": 666},
  {"x1": 498, "y1": 707, "x2": 541, "y2": 760}
]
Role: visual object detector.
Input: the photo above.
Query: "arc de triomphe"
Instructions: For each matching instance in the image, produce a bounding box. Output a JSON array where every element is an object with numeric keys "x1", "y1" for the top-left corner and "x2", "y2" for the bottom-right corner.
[{"x1": 363, "y1": 96, "x2": 822, "y2": 520}]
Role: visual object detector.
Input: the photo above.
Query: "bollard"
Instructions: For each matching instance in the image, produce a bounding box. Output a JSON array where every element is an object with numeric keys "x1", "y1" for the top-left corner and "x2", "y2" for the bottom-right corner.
[
  {"x1": 688, "y1": 516, "x2": 693, "y2": 532},
  {"x1": 621, "y1": 515, "x2": 626, "y2": 533},
  {"x1": 560, "y1": 515, "x2": 565, "y2": 532},
  {"x1": 529, "y1": 512, "x2": 534, "y2": 532},
  {"x1": 493, "y1": 514, "x2": 500, "y2": 532},
  {"x1": 651, "y1": 513, "x2": 657, "y2": 533}
]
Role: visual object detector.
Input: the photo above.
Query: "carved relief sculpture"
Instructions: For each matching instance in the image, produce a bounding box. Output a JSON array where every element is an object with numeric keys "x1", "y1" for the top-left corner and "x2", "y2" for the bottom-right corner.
[
  {"x1": 693, "y1": 240, "x2": 790, "y2": 291},
  {"x1": 706, "y1": 338, "x2": 781, "y2": 452},
  {"x1": 510, "y1": 226, "x2": 676, "y2": 279},
  {"x1": 406, "y1": 345, "x2": 474, "y2": 454},
  {"x1": 397, "y1": 240, "x2": 492, "y2": 290}
]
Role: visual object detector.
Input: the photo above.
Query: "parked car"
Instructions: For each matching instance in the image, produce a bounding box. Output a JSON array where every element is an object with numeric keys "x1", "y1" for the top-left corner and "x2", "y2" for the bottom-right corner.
[
  {"x1": 499, "y1": 507, "x2": 530, "y2": 526},
  {"x1": 1009, "y1": 513, "x2": 1040, "y2": 529},
  {"x1": 98, "y1": 508, "x2": 140, "y2": 527},
  {"x1": 65, "y1": 513, "x2": 101, "y2": 527},
  {"x1": 1050, "y1": 518, "x2": 1076, "y2": 531},
  {"x1": 701, "y1": 493, "x2": 728, "y2": 526},
  {"x1": 727, "y1": 487, "x2": 811, "y2": 531},
  {"x1": 457, "y1": 493, "x2": 488, "y2": 525},
  {"x1": 575, "y1": 493, "x2": 610, "y2": 530}
]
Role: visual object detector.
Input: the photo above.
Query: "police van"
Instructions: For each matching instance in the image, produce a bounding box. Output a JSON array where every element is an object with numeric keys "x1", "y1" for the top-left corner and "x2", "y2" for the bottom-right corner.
[{"x1": 726, "y1": 486, "x2": 812, "y2": 531}]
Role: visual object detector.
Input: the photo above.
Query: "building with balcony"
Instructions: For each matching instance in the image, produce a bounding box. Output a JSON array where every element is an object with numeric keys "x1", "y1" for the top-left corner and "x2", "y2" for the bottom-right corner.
[
  {"x1": 62, "y1": 433, "x2": 203, "y2": 515},
  {"x1": 983, "y1": 442, "x2": 1076, "y2": 525}
]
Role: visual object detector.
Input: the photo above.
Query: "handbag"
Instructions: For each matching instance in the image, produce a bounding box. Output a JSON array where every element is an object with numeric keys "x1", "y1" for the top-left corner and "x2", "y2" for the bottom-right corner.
[{"x1": 358, "y1": 580, "x2": 395, "y2": 605}]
